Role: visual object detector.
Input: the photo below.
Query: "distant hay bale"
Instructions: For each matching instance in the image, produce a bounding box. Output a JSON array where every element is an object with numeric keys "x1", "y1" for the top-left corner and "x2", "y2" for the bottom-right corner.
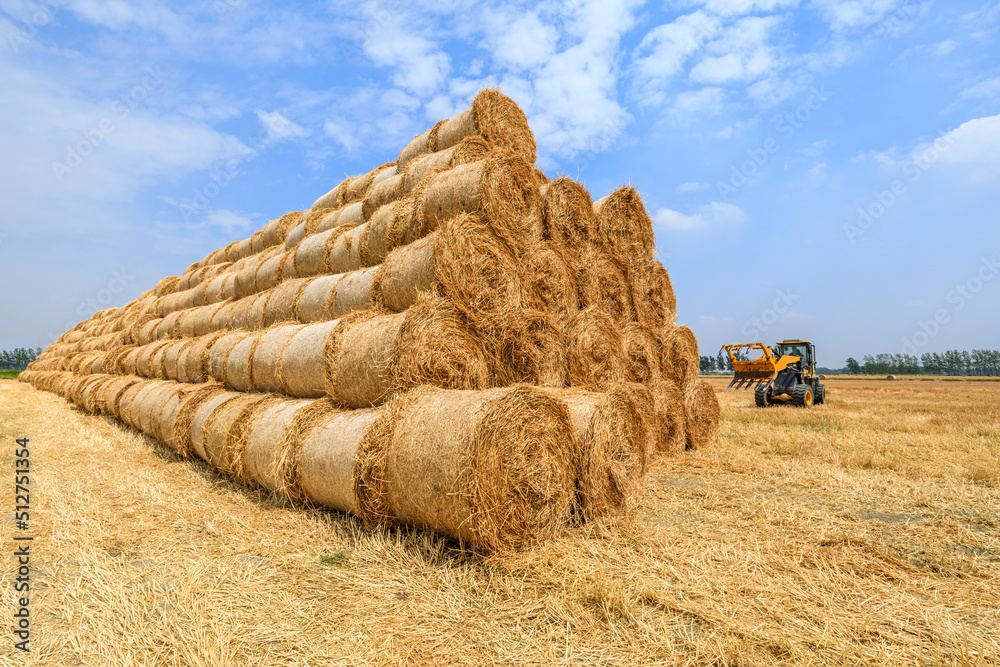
[
  {"x1": 260, "y1": 211, "x2": 303, "y2": 248},
  {"x1": 622, "y1": 323, "x2": 662, "y2": 385},
  {"x1": 434, "y1": 89, "x2": 537, "y2": 164},
  {"x1": 566, "y1": 306, "x2": 628, "y2": 391},
  {"x1": 631, "y1": 259, "x2": 677, "y2": 332},
  {"x1": 661, "y1": 325, "x2": 699, "y2": 392},
  {"x1": 523, "y1": 240, "x2": 578, "y2": 318},
  {"x1": 684, "y1": 379, "x2": 720, "y2": 450},
  {"x1": 577, "y1": 247, "x2": 633, "y2": 326},
  {"x1": 355, "y1": 385, "x2": 573, "y2": 551},
  {"x1": 331, "y1": 295, "x2": 490, "y2": 408},
  {"x1": 417, "y1": 154, "x2": 539, "y2": 254},
  {"x1": 819, "y1": 374, "x2": 827, "y2": 380},
  {"x1": 886, "y1": 374, "x2": 897, "y2": 381},
  {"x1": 541, "y1": 177, "x2": 596, "y2": 248},
  {"x1": 540, "y1": 387, "x2": 647, "y2": 522},
  {"x1": 593, "y1": 186, "x2": 655, "y2": 269}
]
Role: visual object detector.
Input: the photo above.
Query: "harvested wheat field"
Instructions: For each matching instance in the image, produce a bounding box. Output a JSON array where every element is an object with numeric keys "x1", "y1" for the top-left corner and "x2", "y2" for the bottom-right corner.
[{"x1": 2, "y1": 375, "x2": 997, "y2": 666}]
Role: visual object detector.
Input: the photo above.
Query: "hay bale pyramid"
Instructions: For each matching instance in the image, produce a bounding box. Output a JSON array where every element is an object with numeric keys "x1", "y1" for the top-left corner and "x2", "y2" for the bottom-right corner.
[{"x1": 22, "y1": 90, "x2": 719, "y2": 552}]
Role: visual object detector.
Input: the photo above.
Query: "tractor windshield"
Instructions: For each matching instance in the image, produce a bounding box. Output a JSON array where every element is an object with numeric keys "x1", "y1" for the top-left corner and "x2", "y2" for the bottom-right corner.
[{"x1": 779, "y1": 344, "x2": 808, "y2": 360}]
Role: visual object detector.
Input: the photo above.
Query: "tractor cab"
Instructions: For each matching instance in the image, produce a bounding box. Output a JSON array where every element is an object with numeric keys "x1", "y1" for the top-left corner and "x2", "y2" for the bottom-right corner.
[{"x1": 774, "y1": 340, "x2": 815, "y2": 375}]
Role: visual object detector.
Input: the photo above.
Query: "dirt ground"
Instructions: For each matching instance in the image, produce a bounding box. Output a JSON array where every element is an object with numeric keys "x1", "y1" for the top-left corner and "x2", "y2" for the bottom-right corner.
[{"x1": 1, "y1": 377, "x2": 997, "y2": 665}]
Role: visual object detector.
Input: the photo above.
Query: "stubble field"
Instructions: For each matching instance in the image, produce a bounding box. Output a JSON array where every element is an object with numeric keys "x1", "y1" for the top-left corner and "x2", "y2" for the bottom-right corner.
[{"x1": 1, "y1": 376, "x2": 997, "y2": 665}]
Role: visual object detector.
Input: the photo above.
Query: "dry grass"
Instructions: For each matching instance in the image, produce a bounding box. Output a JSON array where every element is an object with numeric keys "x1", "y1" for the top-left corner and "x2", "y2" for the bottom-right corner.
[{"x1": 1, "y1": 376, "x2": 998, "y2": 665}]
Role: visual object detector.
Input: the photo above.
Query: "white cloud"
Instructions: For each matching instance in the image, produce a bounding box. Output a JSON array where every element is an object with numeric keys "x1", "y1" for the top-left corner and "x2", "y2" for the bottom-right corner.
[
  {"x1": 809, "y1": 0, "x2": 908, "y2": 32},
  {"x1": 631, "y1": 11, "x2": 723, "y2": 105},
  {"x1": 361, "y1": 16, "x2": 451, "y2": 96},
  {"x1": 919, "y1": 114, "x2": 1000, "y2": 174},
  {"x1": 673, "y1": 87, "x2": 727, "y2": 119},
  {"x1": 960, "y1": 77, "x2": 1000, "y2": 102},
  {"x1": 677, "y1": 182, "x2": 710, "y2": 192},
  {"x1": 256, "y1": 110, "x2": 310, "y2": 144},
  {"x1": 481, "y1": 9, "x2": 558, "y2": 71},
  {"x1": 654, "y1": 201, "x2": 747, "y2": 230},
  {"x1": 202, "y1": 209, "x2": 256, "y2": 235}
]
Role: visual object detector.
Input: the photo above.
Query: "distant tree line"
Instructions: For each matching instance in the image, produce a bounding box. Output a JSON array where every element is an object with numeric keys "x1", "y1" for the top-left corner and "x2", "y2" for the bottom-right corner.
[
  {"x1": 701, "y1": 349, "x2": 1000, "y2": 376},
  {"x1": 0, "y1": 348, "x2": 41, "y2": 370},
  {"x1": 843, "y1": 350, "x2": 1000, "y2": 376}
]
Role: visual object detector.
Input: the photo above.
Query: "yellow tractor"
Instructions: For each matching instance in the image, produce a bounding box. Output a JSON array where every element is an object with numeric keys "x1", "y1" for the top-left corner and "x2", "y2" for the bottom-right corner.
[{"x1": 720, "y1": 340, "x2": 826, "y2": 408}]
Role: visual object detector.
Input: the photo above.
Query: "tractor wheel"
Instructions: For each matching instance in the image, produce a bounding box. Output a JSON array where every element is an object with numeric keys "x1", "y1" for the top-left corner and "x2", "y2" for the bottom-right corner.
[
  {"x1": 815, "y1": 384, "x2": 826, "y2": 405},
  {"x1": 754, "y1": 385, "x2": 770, "y2": 408},
  {"x1": 791, "y1": 384, "x2": 814, "y2": 407}
]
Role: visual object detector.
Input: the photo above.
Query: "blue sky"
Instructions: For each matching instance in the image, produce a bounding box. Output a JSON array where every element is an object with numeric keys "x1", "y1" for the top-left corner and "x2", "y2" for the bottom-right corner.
[{"x1": 1, "y1": 0, "x2": 998, "y2": 367}]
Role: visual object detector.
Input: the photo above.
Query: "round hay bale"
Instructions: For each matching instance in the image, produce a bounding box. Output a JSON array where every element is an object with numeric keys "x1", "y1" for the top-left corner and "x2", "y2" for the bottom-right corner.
[
  {"x1": 631, "y1": 259, "x2": 677, "y2": 332},
  {"x1": 312, "y1": 180, "x2": 350, "y2": 210},
  {"x1": 202, "y1": 393, "x2": 278, "y2": 471},
  {"x1": 541, "y1": 177, "x2": 596, "y2": 248},
  {"x1": 154, "y1": 276, "x2": 180, "y2": 297},
  {"x1": 224, "y1": 334, "x2": 258, "y2": 392},
  {"x1": 661, "y1": 325, "x2": 699, "y2": 392},
  {"x1": 684, "y1": 379, "x2": 720, "y2": 451},
  {"x1": 298, "y1": 407, "x2": 381, "y2": 513},
  {"x1": 261, "y1": 211, "x2": 302, "y2": 247},
  {"x1": 176, "y1": 309, "x2": 201, "y2": 338},
  {"x1": 241, "y1": 398, "x2": 315, "y2": 492},
  {"x1": 540, "y1": 387, "x2": 647, "y2": 522},
  {"x1": 188, "y1": 391, "x2": 245, "y2": 462},
  {"x1": 224, "y1": 296, "x2": 254, "y2": 330},
  {"x1": 886, "y1": 374, "x2": 897, "y2": 381},
  {"x1": 418, "y1": 154, "x2": 539, "y2": 254},
  {"x1": 254, "y1": 252, "x2": 287, "y2": 293},
  {"x1": 397, "y1": 120, "x2": 445, "y2": 168},
  {"x1": 593, "y1": 186, "x2": 655, "y2": 269},
  {"x1": 577, "y1": 246, "x2": 633, "y2": 325},
  {"x1": 278, "y1": 320, "x2": 341, "y2": 398},
  {"x1": 359, "y1": 199, "x2": 416, "y2": 266},
  {"x1": 247, "y1": 291, "x2": 272, "y2": 330},
  {"x1": 194, "y1": 302, "x2": 228, "y2": 336},
  {"x1": 328, "y1": 266, "x2": 378, "y2": 317},
  {"x1": 297, "y1": 275, "x2": 344, "y2": 323},
  {"x1": 251, "y1": 323, "x2": 305, "y2": 393},
  {"x1": 103, "y1": 377, "x2": 142, "y2": 418},
  {"x1": 207, "y1": 331, "x2": 252, "y2": 383},
  {"x1": 649, "y1": 379, "x2": 687, "y2": 455},
  {"x1": 331, "y1": 295, "x2": 490, "y2": 408},
  {"x1": 523, "y1": 240, "x2": 578, "y2": 317},
  {"x1": 177, "y1": 331, "x2": 227, "y2": 384},
  {"x1": 263, "y1": 279, "x2": 310, "y2": 326},
  {"x1": 356, "y1": 385, "x2": 573, "y2": 551},
  {"x1": 566, "y1": 307, "x2": 628, "y2": 391},
  {"x1": 480, "y1": 309, "x2": 566, "y2": 388},
  {"x1": 120, "y1": 348, "x2": 141, "y2": 376},
  {"x1": 294, "y1": 227, "x2": 339, "y2": 277},
  {"x1": 313, "y1": 208, "x2": 345, "y2": 235},
  {"x1": 401, "y1": 136, "x2": 491, "y2": 194},
  {"x1": 435, "y1": 89, "x2": 537, "y2": 164},
  {"x1": 169, "y1": 383, "x2": 228, "y2": 457},
  {"x1": 623, "y1": 323, "x2": 662, "y2": 385},
  {"x1": 362, "y1": 173, "x2": 405, "y2": 220},
  {"x1": 81, "y1": 375, "x2": 114, "y2": 414},
  {"x1": 162, "y1": 340, "x2": 192, "y2": 382},
  {"x1": 327, "y1": 221, "x2": 367, "y2": 275},
  {"x1": 819, "y1": 374, "x2": 827, "y2": 380}
]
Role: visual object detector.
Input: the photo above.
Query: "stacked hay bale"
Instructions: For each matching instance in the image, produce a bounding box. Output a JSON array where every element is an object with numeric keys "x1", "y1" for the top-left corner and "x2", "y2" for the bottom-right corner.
[{"x1": 22, "y1": 89, "x2": 719, "y2": 551}]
